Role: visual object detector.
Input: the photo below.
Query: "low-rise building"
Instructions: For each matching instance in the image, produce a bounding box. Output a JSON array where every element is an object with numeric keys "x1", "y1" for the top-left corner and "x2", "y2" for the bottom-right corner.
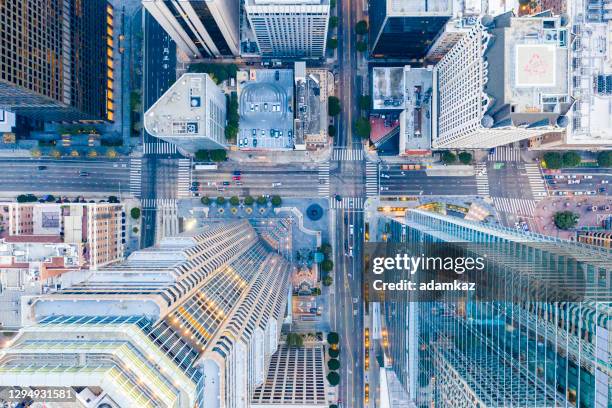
[
  {"x1": 144, "y1": 73, "x2": 227, "y2": 154},
  {"x1": 294, "y1": 62, "x2": 331, "y2": 150}
]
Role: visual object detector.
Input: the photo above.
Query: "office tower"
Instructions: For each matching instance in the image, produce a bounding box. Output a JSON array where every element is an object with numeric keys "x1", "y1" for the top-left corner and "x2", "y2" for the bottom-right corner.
[
  {"x1": 144, "y1": 73, "x2": 227, "y2": 153},
  {"x1": 369, "y1": 0, "x2": 452, "y2": 59},
  {"x1": 142, "y1": 0, "x2": 240, "y2": 59},
  {"x1": 432, "y1": 14, "x2": 573, "y2": 149},
  {"x1": 380, "y1": 209, "x2": 610, "y2": 407},
  {"x1": 0, "y1": 0, "x2": 115, "y2": 122},
  {"x1": 0, "y1": 220, "x2": 291, "y2": 408},
  {"x1": 244, "y1": 0, "x2": 330, "y2": 58}
]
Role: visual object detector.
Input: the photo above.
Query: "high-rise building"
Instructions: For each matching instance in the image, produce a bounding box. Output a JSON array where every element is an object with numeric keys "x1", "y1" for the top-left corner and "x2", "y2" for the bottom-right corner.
[
  {"x1": 142, "y1": 0, "x2": 240, "y2": 59},
  {"x1": 244, "y1": 0, "x2": 330, "y2": 58},
  {"x1": 432, "y1": 14, "x2": 573, "y2": 149},
  {"x1": 0, "y1": 220, "x2": 292, "y2": 408},
  {"x1": 0, "y1": 0, "x2": 115, "y2": 122},
  {"x1": 380, "y1": 209, "x2": 611, "y2": 407},
  {"x1": 369, "y1": 0, "x2": 452, "y2": 59},
  {"x1": 144, "y1": 73, "x2": 227, "y2": 154}
]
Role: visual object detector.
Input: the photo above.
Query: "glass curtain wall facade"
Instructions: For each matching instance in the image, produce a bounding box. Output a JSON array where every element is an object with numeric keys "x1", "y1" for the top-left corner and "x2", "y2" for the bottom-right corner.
[{"x1": 383, "y1": 210, "x2": 610, "y2": 408}]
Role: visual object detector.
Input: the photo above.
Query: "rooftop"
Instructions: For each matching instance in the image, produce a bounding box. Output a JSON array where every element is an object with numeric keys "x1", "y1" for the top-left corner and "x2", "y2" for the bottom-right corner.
[
  {"x1": 144, "y1": 74, "x2": 215, "y2": 138},
  {"x1": 387, "y1": 0, "x2": 452, "y2": 15},
  {"x1": 372, "y1": 67, "x2": 405, "y2": 110},
  {"x1": 400, "y1": 67, "x2": 433, "y2": 154},
  {"x1": 248, "y1": 0, "x2": 328, "y2": 5},
  {"x1": 295, "y1": 64, "x2": 329, "y2": 146}
]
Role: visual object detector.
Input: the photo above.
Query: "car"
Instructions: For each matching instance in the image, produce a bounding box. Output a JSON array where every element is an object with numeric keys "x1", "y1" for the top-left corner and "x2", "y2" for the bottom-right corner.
[
  {"x1": 554, "y1": 175, "x2": 565, "y2": 179},
  {"x1": 192, "y1": 192, "x2": 200, "y2": 197},
  {"x1": 253, "y1": 139, "x2": 258, "y2": 147},
  {"x1": 586, "y1": 191, "x2": 597, "y2": 195},
  {"x1": 349, "y1": 225, "x2": 354, "y2": 236},
  {"x1": 222, "y1": 181, "x2": 230, "y2": 186},
  {"x1": 380, "y1": 173, "x2": 390, "y2": 179},
  {"x1": 270, "y1": 129, "x2": 274, "y2": 136},
  {"x1": 242, "y1": 138, "x2": 248, "y2": 146},
  {"x1": 380, "y1": 186, "x2": 389, "y2": 191},
  {"x1": 235, "y1": 181, "x2": 243, "y2": 186},
  {"x1": 584, "y1": 175, "x2": 593, "y2": 179},
  {"x1": 263, "y1": 103, "x2": 268, "y2": 111},
  {"x1": 192, "y1": 181, "x2": 200, "y2": 187},
  {"x1": 568, "y1": 179, "x2": 580, "y2": 184},
  {"x1": 599, "y1": 187, "x2": 607, "y2": 193},
  {"x1": 254, "y1": 104, "x2": 259, "y2": 111},
  {"x1": 570, "y1": 175, "x2": 578, "y2": 179},
  {"x1": 279, "y1": 131, "x2": 283, "y2": 137},
  {"x1": 275, "y1": 131, "x2": 280, "y2": 139},
  {"x1": 206, "y1": 181, "x2": 216, "y2": 186},
  {"x1": 602, "y1": 180, "x2": 609, "y2": 184},
  {"x1": 216, "y1": 187, "x2": 226, "y2": 192},
  {"x1": 348, "y1": 248, "x2": 353, "y2": 257},
  {"x1": 544, "y1": 175, "x2": 553, "y2": 179},
  {"x1": 575, "y1": 191, "x2": 584, "y2": 196},
  {"x1": 238, "y1": 139, "x2": 244, "y2": 147},
  {"x1": 250, "y1": 103, "x2": 254, "y2": 111},
  {"x1": 252, "y1": 129, "x2": 257, "y2": 136},
  {"x1": 232, "y1": 175, "x2": 241, "y2": 181},
  {"x1": 272, "y1": 182, "x2": 282, "y2": 187},
  {"x1": 233, "y1": 170, "x2": 241, "y2": 176},
  {"x1": 275, "y1": 70, "x2": 280, "y2": 80},
  {"x1": 79, "y1": 171, "x2": 89, "y2": 177},
  {"x1": 288, "y1": 130, "x2": 292, "y2": 138},
  {"x1": 189, "y1": 186, "x2": 198, "y2": 192},
  {"x1": 261, "y1": 130, "x2": 266, "y2": 136},
  {"x1": 38, "y1": 165, "x2": 47, "y2": 170}
]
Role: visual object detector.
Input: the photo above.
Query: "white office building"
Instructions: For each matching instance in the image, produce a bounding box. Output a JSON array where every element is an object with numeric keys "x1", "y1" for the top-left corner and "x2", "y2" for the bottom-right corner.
[
  {"x1": 143, "y1": 0, "x2": 240, "y2": 58},
  {"x1": 432, "y1": 14, "x2": 573, "y2": 149},
  {"x1": 244, "y1": 0, "x2": 330, "y2": 58},
  {"x1": 144, "y1": 73, "x2": 227, "y2": 154}
]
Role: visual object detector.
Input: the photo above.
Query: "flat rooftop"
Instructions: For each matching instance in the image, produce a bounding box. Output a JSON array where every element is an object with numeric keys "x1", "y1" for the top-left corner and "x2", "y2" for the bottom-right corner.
[
  {"x1": 372, "y1": 67, "x2": 405, "y2": 110},
  {"x1": 237, "y1": 69, "x2": 294, "y2": 150},
  {"x1": 248, "y1": 0, "x2": 328, "y2": 5},
  {"x1": 388, "y1": 0, "x2": 452, "y2": 14},
  {"x1": 144, "y1": 74, "x2": 212, "y2": 138},
  {"x1": 296, "y1": 69, "x2": 328, "y2": 144},
  {"x1": 400, "y1": 67, "x2": 433, "y2": 153}
]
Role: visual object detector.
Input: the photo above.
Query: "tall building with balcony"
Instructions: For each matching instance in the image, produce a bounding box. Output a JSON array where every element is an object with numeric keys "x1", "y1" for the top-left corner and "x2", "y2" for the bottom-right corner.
[
  {"x1": 144, "y1": 73, "x2": 227, "y2": 154},
  {"x1": 0, "y1": 0, "x2": 115, "y2": 122},
  {"x1": 380, "y1": 209, "x2": 610, "y2": 407},
  {"x1": 244, "y1": 0, "x2": 330, "y2": 58},
  {"x1": 142, "y1": 0, "x2": 240, "y2": 59},
  {"x1": 0, "y1": 220, "x2": 292, "y2": 408},
  {"x1": 369, "y1": 0, "x2": 453, "y2": 59},
  {"x1": 432, "y1": 14, "x2": 573, "y2": 148}
]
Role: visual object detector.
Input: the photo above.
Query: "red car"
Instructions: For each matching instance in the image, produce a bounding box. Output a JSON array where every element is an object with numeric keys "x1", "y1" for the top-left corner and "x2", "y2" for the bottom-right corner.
[{"x1": 232, "y1": 175, "x2": 241, "y2": 181}]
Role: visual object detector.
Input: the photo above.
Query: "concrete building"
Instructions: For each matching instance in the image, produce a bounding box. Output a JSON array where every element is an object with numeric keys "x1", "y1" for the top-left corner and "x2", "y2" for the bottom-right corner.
[
  {"x1": 0, "y1": 220, "x2": 292, "y2": 408},
  {"x1": 0, "y1": 0, "x2": 115, "y2": 122},
  {"x1": 142, "y1": 0, "x2": 240, "y2": 59},
  {"x1": 369, "y1": 0, "x2": 453, "y2": 59},
  {"x1": 432, "y1": 14, "x2": 573, "y2": 149},
  {"x1": 294, "y1": 62, "x2": 331, "y2": 150},
  {"x1": 577, "y1": 230, "x2": 612, "y2": 248},
  {"x1": 144, "y1": 73, "x2": 227, "y2": 154},
  {"x1": 244, "y1": 0, "x2": 330, "y2": 58},
  {"x1": 380, "y1": 209, "x2": 610, "y2": 407}
]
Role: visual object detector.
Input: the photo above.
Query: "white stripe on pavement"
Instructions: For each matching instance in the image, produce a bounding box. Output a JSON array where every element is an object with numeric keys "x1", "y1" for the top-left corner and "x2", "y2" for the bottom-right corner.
[
  {"x1": 365, "y1": 162, "x2": 379, "y2": 197},
  {"x1": 318, "y1": 162, "x2": 330, "y2": 197},
  {"x1": 488, "y1": 146, "x2": 522, "y2": 162},
  {"x1": 177, "y1": 158, "x2": 192, "y2": 198},
  {"x1": 524, "y1": 163, "x2": 548, "y2": 200},
  {"x1": 332, "y1": 148, "x2": 364, "y2": 161},
  {"x1": 129, "y1": 158, "x2": 142, "y2": 197},
  {"x1": 492, "y1": 197, "x2": 537, "y2": 216},
  {"x1": 330, "y1": 196, "x2": 364, "y2": 210},
  {"x1": 475, "y1": 163, "x2": 490, "y2": 196}
]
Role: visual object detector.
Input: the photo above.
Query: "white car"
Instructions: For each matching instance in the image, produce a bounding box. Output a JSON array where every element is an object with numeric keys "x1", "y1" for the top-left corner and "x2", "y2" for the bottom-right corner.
[
  {"x1": 584, "y1": 175, "x2": 593, "y2": 179},
  {"x1": 380, "y1": 173, "x2": 390, "y2": 179},
  {"x1": 272, "y1": 182, "x2": 282, "y2": 187}
]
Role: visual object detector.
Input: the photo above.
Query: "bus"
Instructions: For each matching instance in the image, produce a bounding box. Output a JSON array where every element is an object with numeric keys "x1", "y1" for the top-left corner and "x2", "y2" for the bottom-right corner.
[{"x1": 193, "y1": 164, "x2": 218, "y2": 170}]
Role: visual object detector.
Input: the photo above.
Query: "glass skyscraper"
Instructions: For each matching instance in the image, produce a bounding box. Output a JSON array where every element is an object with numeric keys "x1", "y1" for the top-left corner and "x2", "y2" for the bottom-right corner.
[{"x1": 381, "y1": 209, "x2": 610, "y2": 408}]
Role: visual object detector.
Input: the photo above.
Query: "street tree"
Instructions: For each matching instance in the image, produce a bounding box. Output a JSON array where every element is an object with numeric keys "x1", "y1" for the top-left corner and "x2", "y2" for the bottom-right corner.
[
  {"x1": 195, "y1": 150, "x2": 210, "y2": 162},
  {"x1": 328, "y1": 358, "x2": 340, "y2": 371},
  {"x1": 327, "y1": 38, "x2": 338, "y2": 50},
  {"x1": 458, "y1": 151, "x2": 472, "y2": 164},
  {"x1": 327, "y1": 372, "x2": 340, "y2": 386},
  {"x1": 271, "y1": 195, "x2": 282, "y2": 207},
  {"x1": 321, "y1": 259, "x2": 333, "y2": 272},
  {"x1": 356, "y1": 41, "x2": 368, "y2": 52},
  {"x1": 130, "y1": 208, "x2": 141, "y2": 219},
  {"x1": 328, "y1": 96, "x2": 341, "y2": 116},
  {"x1": 229, "y1": 196, "x2": 240, "y2": 206},
  {"x1": 216, "y1": 196, "x2": 226, "y2": 205},
  {"x1": 201, "y1": 196, "x2": 211, "y2": 205},
  {"x1": 256, "y1": 195, "x2": 267, "y2": 205},
  {"x1": 355, "y1": 20, "x2": 368, "y2": 35},
  {"x1": 327, "y1": 332, "x2": 339, "y2": 344},
  {"x1": 354, "y1": 117, "x2": 371, "y2": 139},
  {"x1": 441, "y1": 151, "x2": 457, "y2": 164},
  {"x1": 328, "y1": 125, "x2": 337, "y2": 137},
  {"x1": 328, "y1": 348, "x2": 339, "y2": 358},
  {"x1": 323, "y1": 275, "x2": 333, "y2": 286},
  {"x1": 543, "y1": 152, "x2": 562, "y2": 169},
  {"x1": 286, "y1": 333, "x2": 304, "y2": 348},
  {"x1": 597, "y1": 151, "x2": 612, "y2": 167},
  {"x1": 329, "y1": 16, "x2": 338, "y2": 28},
  {"x1": 562, "y1": 151, "x2": 581, "y2": 167},
  {"x1": 358, "y1": 95, "x2": 372, "y2": 110},
  {"x1": 244, "y1": 195, "x2": 254, "y2": 206},
  {"x1": 210, "y1": 150, "x2": 227, "y2": 162},
  {"x1": 554, "y1": 211, "x2": 579, "y2": 230}
]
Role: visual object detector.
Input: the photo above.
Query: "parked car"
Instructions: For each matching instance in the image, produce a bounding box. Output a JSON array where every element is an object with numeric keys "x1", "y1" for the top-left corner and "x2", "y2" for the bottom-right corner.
[
  {"x1": 253, "y1": 139, "x2": 258, "y2": 147},
  {"x1": 38, "y1": 165, "x2": 47, "y2": 170},
  {"x1": 222, "y1": 181, "x2": 230, "y2": 186},
  {"x1": 232, "y1": 175, "x2": 241, "y2": 181}
]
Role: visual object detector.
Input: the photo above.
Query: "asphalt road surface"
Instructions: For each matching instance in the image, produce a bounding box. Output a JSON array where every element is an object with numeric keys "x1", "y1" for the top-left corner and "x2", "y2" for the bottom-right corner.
[
  {"x1": 379, "y1": 167, "x2": 478, "y2": 196},
  {"x1": 0, "y1": 158, "x2": 131, "y2": 195}
]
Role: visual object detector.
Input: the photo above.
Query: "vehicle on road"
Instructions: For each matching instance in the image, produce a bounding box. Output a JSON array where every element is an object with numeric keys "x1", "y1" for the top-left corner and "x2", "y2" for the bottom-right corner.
[
  {"x1": 253, "y1": 139, "x2": 258, "y2": 147},
  {"x1": 233, "y1": 170, "x2": 241, "y2": 176},
  {"x1": 235, "y1": 181, "x2": 243, "y2": 186},
  {"x1": 602, "y1": 180, "x2": 609, "y2": 184},
  {"x1": 380, "y1": 186, "x2": 389, "y2": 191},
  {"x1": 194, "y1": 164, "x2": 218, "y2": 170},
  {"x1": 222, "y1": 181, "x2": 230, "y2": 186},
  {"x1": 79, "y1": 171, "x2": 89, "y2": 177},
  {"x1": 380, "y1": 173, "x2": 390, "y2": 179},
  {"x1": 189, "y1": 186, "x2": 198, "y2": 192},
  {"x1": 192, "y1": 182, "x2": 200, "y2": 187},
  {"x1": 272, "y1": 182, "x2": 282, "y2": 187},
  {"x1": 38, "y1": 166, "x2": 47, "y2": 170},
  {"x1": 232, "y1": 175, "x2": 241, "y2": 181}
]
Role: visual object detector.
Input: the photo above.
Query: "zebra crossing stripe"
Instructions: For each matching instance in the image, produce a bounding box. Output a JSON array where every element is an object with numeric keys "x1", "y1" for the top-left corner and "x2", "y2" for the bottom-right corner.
[
  {"x1": 141, "y1": 198, "x2": 178, "y2": 209},
  {"x1": 129, "y1": 159, "x2": 142, "y2": 198},
  {"x1": 488, "y1": 146, "x2": 522, "y2": 162},
  {"x1": 318, "y1": 163, "x2": 330, "y2": 196},
  {"x1": 524, "y1": 164, "x2": 548, "y2": 200},
  {"x1": 177, "y1": 159, "x2": 192, "y2": 198},
  {"x1": 332, "y1": 148, "x2": 364, "y2": 161},
  {"x1": 330, "y1": 196, "x2": 364, "y2": 210},
  {"x1": 474, "y1": 163, "x2": 490, "y2": 196},
  {"x1": 492, "y1": 197, "x2": 537, "y2": 216},
  {"x1": 145, "y1": 142, "x2": 177, "y2": 155},
  {"x1": 365, "y1": 162, "x2": 379, "y2": 197}
]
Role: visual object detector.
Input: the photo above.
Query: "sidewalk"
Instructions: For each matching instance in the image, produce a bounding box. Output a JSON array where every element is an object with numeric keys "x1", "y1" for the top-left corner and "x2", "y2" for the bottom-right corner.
[{"x1": 228, "y1": 144, "x2": 332, "y2": 164}]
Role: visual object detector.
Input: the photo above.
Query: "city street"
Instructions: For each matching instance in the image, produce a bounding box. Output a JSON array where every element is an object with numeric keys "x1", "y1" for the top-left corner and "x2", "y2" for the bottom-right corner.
[{"x1": 379, "y1": 167, "x2": 479, "y2": 196}]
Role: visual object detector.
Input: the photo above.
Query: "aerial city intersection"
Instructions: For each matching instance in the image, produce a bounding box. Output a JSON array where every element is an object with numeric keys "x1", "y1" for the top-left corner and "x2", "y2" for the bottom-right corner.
[{"x1": 0, "y1": 0, "x2": 610, "y2": 407}]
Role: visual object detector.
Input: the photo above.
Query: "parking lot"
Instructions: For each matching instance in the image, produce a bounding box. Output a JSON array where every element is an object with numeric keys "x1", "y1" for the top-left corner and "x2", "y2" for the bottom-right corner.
[{"x1": 238, "y1": 69, "x2": 294, "y2": 150}]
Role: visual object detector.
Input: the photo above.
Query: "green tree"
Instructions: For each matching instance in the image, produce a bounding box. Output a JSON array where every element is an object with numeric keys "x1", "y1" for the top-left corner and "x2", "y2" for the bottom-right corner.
[
  {"x1": 130, "y1": 208, "x2": 141, "y2": 219},
  {"x1": 229, "y1": 196, "x2": 240, "y2": 206},
  {"x1": 543, "y1": 152, "x2": 563, "y2": 169},
  {"x1": 458, "y1": 151, "x2": 473, "y2": 164},
  {"x1": 244, "y1": 195, "x2": 255, "y2": 206},
  {"x1": 597, "y1": 151, "x2": 612, "y2": 167},
  {"x1": 195, "y1": 150, "x2": 210, "y2": 162},
  {"x1": 311, "y1": 287, "x2": 321, "y2": 295},
  {"x1": 319, "y1": 243, "x2": 332, "y2": 258},
  {"x1": 329, "y1": 16, "x2": 338, "y2": 28},
  {"x1": 554, "y1": 211, "x2": 579, "y2": 230},
  {"x1": 323, "y1": 275, "x2": 333, "y2": 286},
  {"x1": 225, "y1": 124, "x2": 238, "y2": 143},
  {"x1": 327, "y1": 358, "x2": 340, "y2": 371},
  {"x1": 216, "y1": 196, "x2": 226, "y2": 205},
  {"x1": 328, "y1": 332, "x2": 340, "y2": 345},
  {"x1": 16, "y1": 194, "x2": 38, "y2": 203},
  {"x1": 562, "y1": 151, "x2": 581, "y2": 167},
  {"x1": 356, "y1": 41, "x2": 368, "y2": 53},
  {"x1": 358, "y1": 95, "x2": 372, "y2": 110},
  {"x1": 354, "y1": 117, "x2": 371, "y2": 139},
  {"x1": 441, "y1": 151, "x2": 457, "y2": 164},
  {"x1": 271, "y1": 195, "x2": 282, "y2": 207},
  {"x1": 256, "y1": 195, "x2": 267, "y2": 205},
  {"x1": 286, "y1": 333, "x2": 304, "y2": 348},
  {"x1": 328, "y1": 96, "x2": 341, "y2": 116},
  {"x1": 45, "y1": 195, "x2": 56, "y2": 203},
  {"x1": 355, "y1": 20, "x2": 368, "y2": 35},
  {"x1": 328, "y1": 348, "x2": 339, "y2": 358},
  {"x1": 327, "y1": 372, "x2": 340, "y2": 386},
  {"x1": 321, "y1": 259, "x2": 333, "y2": 272},
  {"x1": 210, "y1": 149, "x2": 227, "y2": 162},
  {"x1": 327, "y1": 38, "x2": 338, "y2": 50},
  {"x1": 330, "y1": 405, "x2": 339, "y2": 408},
  {"x1": 330, "y1": 0, "x2": 336, "y2": 7},
  {"x1": 328, "y1": 125, "x2": 337, "y2": 137},
  {"x1": 201, "y1": 196, "x2": 211, "y2": 205}
]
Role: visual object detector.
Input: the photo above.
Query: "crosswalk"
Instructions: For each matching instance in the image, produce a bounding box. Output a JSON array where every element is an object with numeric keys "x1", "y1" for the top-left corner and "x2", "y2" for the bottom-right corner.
[
  {"x1": 330, "y1": 196, "x2": 364, "y2": 210},
  {"x1": 488, "y1": 146, "x2": 522, "y2": 162},
  {"x1": 474, "y1": 163, "x2": 490, "y2": 196},
  {"x1": 141, "y1": 198, "x2": 177, "y2": 209},
  {"x1": 524, "y1": 164, "x2": 548, "y2": 200},
  {"x1": 365, "y1": 162, "x2": 379, "y2": 197},
  {"x1": 144, "y1": 141, "x2": 177, "y2": 155},
  {"x1": 177, "y1": 159, "x2": 192, "y2": 198},
  {"x1": 492, "y1": 197, "x2": 537, "y2": 216},
  {"x1": 318, "y1": 162, "x2": 330, "y2": 196},
  {"x1": 332, "y1": 148, "x2": 363, "y2": 161},
  {"x1": 129, "y1": 158, "x2": 142, "y2": 198}
]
